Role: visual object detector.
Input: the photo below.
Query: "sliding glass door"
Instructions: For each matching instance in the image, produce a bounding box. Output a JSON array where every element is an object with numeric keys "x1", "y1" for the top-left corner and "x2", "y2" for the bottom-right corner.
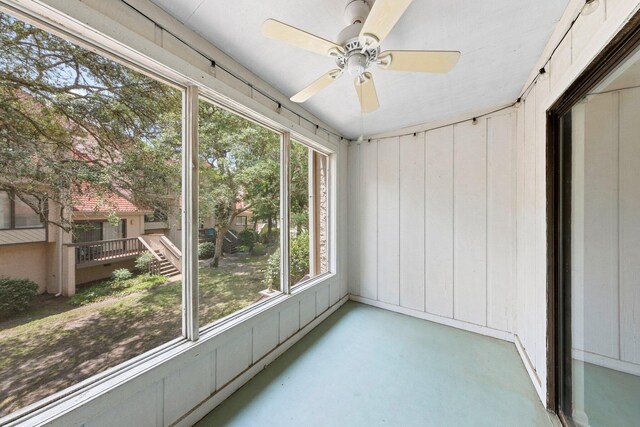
[{"x1": 556, "y1": 45, "x2": 640, "y2": 427}]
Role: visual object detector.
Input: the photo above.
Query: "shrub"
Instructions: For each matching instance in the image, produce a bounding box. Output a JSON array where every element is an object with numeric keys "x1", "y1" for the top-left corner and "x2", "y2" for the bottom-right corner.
[
  {"x1": 135, "y1": 252, "x2": 155, "y2": 273},
  {"x1": 238, "y1": 228, "x2": 259, "y2": 250},
  {"x1": 0, "y1": 277, "x2": 39, "y2": 318},
  {"x1": 251, "y1": 243, "x2": 267, "y2": 256},
  {"x1": 198, "y1": 242, "x2": 216, "y2": 260},
  {"x1": 259, "y1": 226, "x2": 279, "y2": 244},
  {"x1": 263, "y1": 247, "x2": 280, "y2": 289},
  {"x1": 263, "y1": 231, "x2": 310, "y2": 288},
  {"x1": 111, "y1": 268, "x2": 133, "y2": 281}
]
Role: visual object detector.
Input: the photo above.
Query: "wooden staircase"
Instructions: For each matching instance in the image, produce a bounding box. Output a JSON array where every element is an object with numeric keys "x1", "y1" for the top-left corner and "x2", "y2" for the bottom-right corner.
[
  {"x1": 222, "y1": 230, "x2": 240, "y2": 254},
  {"x1": 155, "y1": 249, "x2": 180, "y2": 278}
]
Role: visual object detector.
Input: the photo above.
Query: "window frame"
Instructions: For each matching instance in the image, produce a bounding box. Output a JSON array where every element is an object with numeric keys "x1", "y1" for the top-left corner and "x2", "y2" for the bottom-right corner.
[
  {"x1": 0, "y1": 190, "x2": 45, "y2": 231},
  {"x1": 0, "y1": 3, "x2": 339, "y2": 425}
]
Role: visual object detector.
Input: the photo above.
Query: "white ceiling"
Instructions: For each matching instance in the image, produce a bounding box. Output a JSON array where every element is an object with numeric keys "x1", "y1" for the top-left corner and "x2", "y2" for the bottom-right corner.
[{"x1": 149, "y1": 0, "x2": 570, "y2": 139}]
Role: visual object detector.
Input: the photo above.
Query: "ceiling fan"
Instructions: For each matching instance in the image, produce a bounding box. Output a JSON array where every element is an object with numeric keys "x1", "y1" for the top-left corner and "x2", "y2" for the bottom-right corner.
[{"x1": 262, "y1": 0, "x2": 461, "y2": 113}]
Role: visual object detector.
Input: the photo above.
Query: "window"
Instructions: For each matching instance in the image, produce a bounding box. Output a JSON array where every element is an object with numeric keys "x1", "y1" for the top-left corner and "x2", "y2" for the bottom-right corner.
[
  {"x1": 289, "y1": 140, "x2": 330, "y2": 287},
  {"x1": 0, "y1": 191, "x2": 44, "y2": 230},
  {"x1": 0, "y1": 6, "x2": 334, "y2": 421},
  {"x1": 0, "y1": 11, "x2": 182, "y2": 417},
  {"x1": 198, "y1": 98, "x2": 281, "y2": 328},
  {"x1": 0, "y1": 191, "x2": 10, "y2": 229}
]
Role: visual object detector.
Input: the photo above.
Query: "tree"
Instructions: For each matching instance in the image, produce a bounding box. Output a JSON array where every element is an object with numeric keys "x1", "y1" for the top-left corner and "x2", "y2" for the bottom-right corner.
[
  {"x1": 197, "y1": 101, "x2": 280, "y2": 267},
  {"x1": 0, "y1": 12, "x2": 181, "y2": 231}
]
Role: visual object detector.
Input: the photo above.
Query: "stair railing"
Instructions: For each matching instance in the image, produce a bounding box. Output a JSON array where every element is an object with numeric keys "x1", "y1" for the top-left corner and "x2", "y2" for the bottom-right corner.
[{"x1": 137, "y1": 236, "x2": 162, "y2": 275}]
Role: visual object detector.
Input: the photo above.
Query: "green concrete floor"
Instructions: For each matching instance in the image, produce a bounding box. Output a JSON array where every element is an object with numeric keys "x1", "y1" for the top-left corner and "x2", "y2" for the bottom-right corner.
[
  {"x1": 196, "y1": 302, "x2": 553, "y2": 427},
  {"x1": 578, "y1": 361, "x2": 640, "y2": 427}
]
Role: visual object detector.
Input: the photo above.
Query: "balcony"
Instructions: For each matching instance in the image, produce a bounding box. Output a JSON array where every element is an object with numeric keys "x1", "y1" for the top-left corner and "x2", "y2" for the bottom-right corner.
[{"x1": 70, "y1": 237, "x2": 145, "y2": 268}]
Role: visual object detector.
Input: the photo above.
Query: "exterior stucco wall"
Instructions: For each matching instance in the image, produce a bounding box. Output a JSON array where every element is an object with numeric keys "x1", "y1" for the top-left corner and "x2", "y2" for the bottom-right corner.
[{"x1": 0, "y1": 242, "x2": 49, "y2": 293}]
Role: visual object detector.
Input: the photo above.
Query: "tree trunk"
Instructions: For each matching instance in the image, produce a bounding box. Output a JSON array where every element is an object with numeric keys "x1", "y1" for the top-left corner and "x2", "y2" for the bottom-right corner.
[
  {"x1": 266, "y1": 217, "x2": 273, "y2": 242},
  {"x1": 213, "y1": 224, "x2": 228, "y2": 268}
]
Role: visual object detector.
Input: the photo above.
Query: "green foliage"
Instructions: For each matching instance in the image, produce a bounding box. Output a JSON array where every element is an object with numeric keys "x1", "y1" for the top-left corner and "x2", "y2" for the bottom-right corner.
[
  {"x1": 290, "y1": 232, "x2": 310, "y2": 285},
  {"x1": 111, "y1": 268, "x2": 133, "y2": 282},
  {"x1": 135, "y1": 252, "x2": 155, "y2": 273},
  {"x1": 238, "y1": 228, "x2": 259, "y2": 250},
  {"x1": 251, "y1": 243, "x2": 267, "y2": 256},
  {"x1": 0, "y1": 277, "x2": 39, "y2": 318},
  {"x1": 263, "y1": 247, "x2": 281, "y2": 289},
  {"x1": 198, "y1": 242, "x2": 216, "y2": 260},
  {"x1": 70, "y1": 274, "x2": 168, "y2": 306},
  {"x1": 259, "y1": 226, "x2": 280, "y2": 244},
  {"x1": 0, "y1": 12, "x2": 182, "y2": 230},
  {"x1": 263, "y1": 231, "x2": 310, "y2": 288}
]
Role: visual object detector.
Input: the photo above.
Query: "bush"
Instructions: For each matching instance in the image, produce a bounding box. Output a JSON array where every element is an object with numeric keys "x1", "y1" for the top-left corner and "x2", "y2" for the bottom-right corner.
[
  {"x1": 0, "y1": 277, "x2": 39, "y2": 318},
  {"x1": 135, "y1": 252, "x2": 155, "y2": 273},
  {"x1": 251, "y1": 243, "x2": 267, "y2": 256},
  {"x1": 259, "y1": 226, "x2": 279, "y2": 244},
  {"x1": 198, "y1": 242, "x2": 216, "y2": 260},
  {"x1": 111, "y1": 268, "x2": 133, "y2": 281},
  {"x1": 238, "y1": 229, "x2": 259, "y2": 250},
  {"x1": 263, "y1": 231, "x2": 310, "y2": 288},
  {"x1": 290, "y1": 231, "x2": 310, "y2": 285},
  {"x1": 263, "y1": 247, "x2": 280, "y2": 289}
]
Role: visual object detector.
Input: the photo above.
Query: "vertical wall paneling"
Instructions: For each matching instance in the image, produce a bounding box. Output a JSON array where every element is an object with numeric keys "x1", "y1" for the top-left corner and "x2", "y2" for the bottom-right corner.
[
  {"x1": 377, "y1": 138, "x2": 400, "y2": 305},
  {"x1": 571, "y1": 103, "x2": 586, "y2": 353},
  {"x1": 487, "y1": 114, "x2": 516, "y2": 332},
  {"x1": 515, "y1": 104, "x2": 527, "y2": 341},
  {"x1": 252, "y1": 314, "x2": 280, "y2": 363},
  {"x1": 359, "y1": 141, "x2": 379, "y2": 300},
  {"x1": 582, "y1": 92, "x2": 620, "y2": 359},
  {"x1": 535, "y1": 77, "x2": 550, "y2": 379},
  {"x1": 425, "y1": 126, "x2": 455, "y2": 317},
  {"x1": 399, "y1": 133, "x2": 426, "y2": 311},
  {"x1": 216, "y1": 331, "x2": 252, "y2": 389},
  {"x1": 347, "y1": 143, "x2": 360, "y2": 296},
  {"x1": 522, "y1": 86, "x2": 538, "y2": 369},
  {"x1": 453, "y1": 120, "x2": 488, "y2": 325},
  {"x1": 619, "y1": 88, "x2": 640, "y2": 364},
  {"x1": 279, "y1": 302, "x2": 300, "y2": 344},
  {"x1": 164, "y1": 355, "x2": 213, "y2": 425}
]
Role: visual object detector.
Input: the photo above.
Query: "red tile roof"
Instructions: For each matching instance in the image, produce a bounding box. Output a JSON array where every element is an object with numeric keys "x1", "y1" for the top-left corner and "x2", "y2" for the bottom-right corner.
[{"x1": 72, "y1": 188, "x2": 147, "y2": 214}]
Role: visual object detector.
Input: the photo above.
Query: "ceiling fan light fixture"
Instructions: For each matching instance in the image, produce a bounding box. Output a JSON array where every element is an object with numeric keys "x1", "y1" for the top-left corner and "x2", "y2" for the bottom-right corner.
[{"x1": 347, "y1": 53, "x2": 368, "y2": 76}]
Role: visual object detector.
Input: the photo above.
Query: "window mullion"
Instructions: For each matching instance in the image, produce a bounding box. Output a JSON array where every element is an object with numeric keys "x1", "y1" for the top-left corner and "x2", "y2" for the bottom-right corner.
[
  {"x1": 280, "y1": 132, "x2": 291, "y2": 294},
  {"x1": 182, "y1": 85, "x2": 199, "y2": 340}
]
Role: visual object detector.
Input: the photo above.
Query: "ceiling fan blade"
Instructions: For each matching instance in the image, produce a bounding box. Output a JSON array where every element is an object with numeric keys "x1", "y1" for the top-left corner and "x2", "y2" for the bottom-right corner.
[
  {"x1": 378, "y1": 50, "x2": 461, "y2": 73},
  {"x1": 359, "y1": 0, "x2": 413, "y2": 49},
  {"x1": 354, "y1": 72, "x2": 379, "y2": 113},
  {"x1": 291, "y1": 69, "x2": 343, "y2": 103},
  {"x1": 262, "y1": 19, "x2": 343, "y2": 57}
]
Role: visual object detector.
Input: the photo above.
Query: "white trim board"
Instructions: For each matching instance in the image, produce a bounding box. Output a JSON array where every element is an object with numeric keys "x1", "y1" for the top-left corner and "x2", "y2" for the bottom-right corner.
[
  {"x1": 572, "y1": 349, "x2": 640, "y2": 377},
  {"x1": 515, "y1": 334, "x2": 544, "y2": 405},
  {"x1": 349, "y1": 295, "x2": 514, "y2": 343},
  {"x1": 177, "y1": 295, "x2": 349, "y2": 427}
]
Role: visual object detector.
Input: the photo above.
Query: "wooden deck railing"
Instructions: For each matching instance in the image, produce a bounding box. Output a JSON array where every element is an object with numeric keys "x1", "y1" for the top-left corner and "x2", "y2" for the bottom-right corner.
[{"x1": 71, "y1": 237, "x2": 144, "y2": 266}]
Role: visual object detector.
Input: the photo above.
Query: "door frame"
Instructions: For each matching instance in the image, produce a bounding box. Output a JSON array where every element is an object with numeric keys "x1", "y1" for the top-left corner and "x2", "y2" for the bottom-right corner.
[{"x1": 546, "y1": 8, "x2": 640, "y2": 422}]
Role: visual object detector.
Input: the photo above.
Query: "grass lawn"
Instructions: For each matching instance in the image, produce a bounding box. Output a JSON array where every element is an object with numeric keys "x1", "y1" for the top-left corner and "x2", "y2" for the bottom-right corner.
[{"x1": 0, "y1": 251, "x2": 271, "y2": 418}]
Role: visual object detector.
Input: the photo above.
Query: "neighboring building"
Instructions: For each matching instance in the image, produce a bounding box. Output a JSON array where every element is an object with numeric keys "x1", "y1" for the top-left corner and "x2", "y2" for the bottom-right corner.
[{"x1": 0, "y1": 188, "x2": 181, "y2": 296}]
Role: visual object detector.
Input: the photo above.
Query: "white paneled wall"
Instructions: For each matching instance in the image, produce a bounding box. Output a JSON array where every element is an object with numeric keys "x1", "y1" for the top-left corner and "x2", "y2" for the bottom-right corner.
[
  {"x1": 570, "y1": 89, "x2": 640, "y2": 374},
  {"x1": 425, "y1": 127, "x2": 454, "y2": 317},
  {"x1": 349, "y1": 111, "x2": 517, "y2": 341}
]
